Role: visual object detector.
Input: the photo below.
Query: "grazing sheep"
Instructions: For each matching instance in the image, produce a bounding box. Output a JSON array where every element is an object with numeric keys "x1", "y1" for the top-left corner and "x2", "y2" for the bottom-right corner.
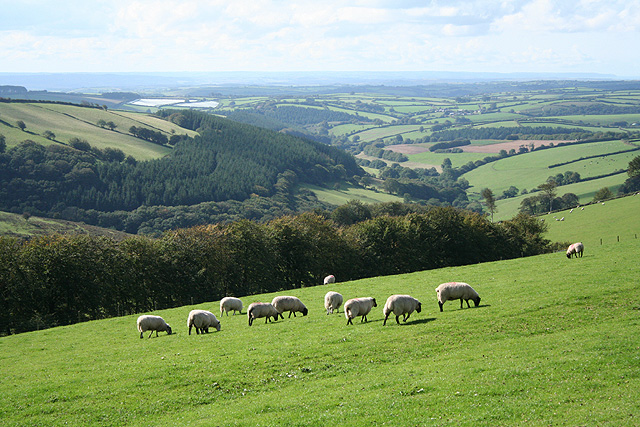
[
  {"x1": 187, "y1": 310, "x2": 221, "y2": 335},
  {"x1": 435, "y1": 282, "x2": 481, "y2": 312},
  {"x1": 324, "y1": 274, "x2": 336, "y2": 285},
  {"x1": 271, "y1": 296, "x2": 308, "y2": 319},
  {"x1": 344, "y1": 297, "x2": 377, "y2": 325},
  {"x1": 324, "y1": 291, "x2": 343, "y2": 315},
  {"x1": 382, "y1": 295, "x2": 422, "y2": 326},
  {"x1": 247, "y1": 302, "x2": 279, "y2": 326},
  {"x1": 137, "y1": 315, "x2": 172, "y2": 339},
  {"x1": 566, "y1": 242, "x2": 584, "y2": 259},
  {"x1": 220, "y1": 297, "x2": 243, "y2": 316}
]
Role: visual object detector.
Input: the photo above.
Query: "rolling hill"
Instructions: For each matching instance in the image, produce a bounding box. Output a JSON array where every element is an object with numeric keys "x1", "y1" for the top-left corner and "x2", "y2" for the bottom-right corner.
[{"x1": 1, "y1": 203, "x2": 638, "y2": 426}]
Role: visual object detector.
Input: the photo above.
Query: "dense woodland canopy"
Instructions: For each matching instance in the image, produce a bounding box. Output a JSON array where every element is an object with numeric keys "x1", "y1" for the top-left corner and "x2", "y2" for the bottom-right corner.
[{"x1": 0, "y1": 207, "x2": 550, "y2": 335}]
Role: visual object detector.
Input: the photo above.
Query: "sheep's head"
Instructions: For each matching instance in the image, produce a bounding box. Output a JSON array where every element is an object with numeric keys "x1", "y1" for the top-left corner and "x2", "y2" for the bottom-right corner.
[
  {"x1": 302, "y1": 307, "x2": 308, "y2": 316},
  {"x1": 473, "y1": 297, "x2": 481, "y2": 307},
  {"x1": 372, "y1": 298, "x2": 377, "y2": 307},
  {"x1": 416, "y1": 302, "x2": 422, "y2": 313},
  {"x1": 566, "y1": 252, "x2": 571, "y2": 258},
  {"x1": 166, "y1": 325, "x2": 173, "y2": 335},
  {"x1": 215, "y1": 321, "x2": 221, "y2": 332}
]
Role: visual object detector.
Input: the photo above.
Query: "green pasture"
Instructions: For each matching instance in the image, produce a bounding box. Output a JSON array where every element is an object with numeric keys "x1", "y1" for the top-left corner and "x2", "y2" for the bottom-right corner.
[
  {"x1": 300, "y1": 183, "x2": 404, "y2": 205},
  {"x1": 0, "y1": 103, "x2": 181, "y2": 160},
  {"x1": 546, "y1": 114, "x2": 640, "y2": 126},
  {"x1": 408, "y1": 150, "x2": 489, "y2": 169},
  {"x1": 2, "y1": 232, "x2": 639, "y2": 426},
  {"x1": 490, "y1": 173, "x2": 629, "y2": 221},
  {"x1": 354, "y1": 125, "x2": 424, "y2": 142},
  {"x1": 462, "y1": 140, "x2": 637, "y2": 195},
  {"x1": 541, "y1": 194, "x2": 640, "y2": 248}
]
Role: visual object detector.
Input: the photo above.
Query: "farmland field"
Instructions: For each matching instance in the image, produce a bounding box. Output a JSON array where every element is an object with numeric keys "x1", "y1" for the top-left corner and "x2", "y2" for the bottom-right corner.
[
  {"x1": 1, "y1": 220, "x2": 639, "y2": 426},
  {"x1": 0, "y1": 102, "x2": 196, "y2": 160}
]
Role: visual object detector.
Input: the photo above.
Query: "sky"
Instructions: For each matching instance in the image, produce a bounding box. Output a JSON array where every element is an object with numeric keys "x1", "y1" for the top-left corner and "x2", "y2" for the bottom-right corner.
[{"x1": 1, "y1": 0, "x2": 639, "y2": 77}]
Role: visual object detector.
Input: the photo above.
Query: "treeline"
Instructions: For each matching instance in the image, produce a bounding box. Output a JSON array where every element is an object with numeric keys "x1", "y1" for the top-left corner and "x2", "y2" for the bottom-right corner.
[
  {"x1": 128, "y1": 126, "x2": 168, "y2": 145},
  {"x1": 429, "y1": 126, "x2": 593, "y2": 142},
  {"x1": 0, "y1": 112, "x2": 363, "y2": 231},
  {"x1": 0, "y1": 208, "x2": 550, "y2": 335},
  {"x1": 524, "y1": 103, "x2": 640, "y2": 117},
  {"x1": 362, "y1": 145, "x2": 408, "y2": 162}
]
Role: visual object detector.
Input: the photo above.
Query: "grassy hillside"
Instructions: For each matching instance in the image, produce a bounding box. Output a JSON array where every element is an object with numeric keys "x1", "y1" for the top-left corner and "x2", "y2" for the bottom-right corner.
[
  {"x1": 493, "y1": 173, "x2": 629, "y2": 221},
  {"x1": 2, "y1": 236, "x2": 638, "y2": 426},
  {"x1": 0, "y1": 211, "x2": 133, "y2": 240},
  {"x1": 300, "y1": 183, "x2": 404, "y2": 205},
  {"x1": 0, "y1": 102, "x2": 197, "y2": 160},
  {"x1": 540, "y1": 193, "x2": 640, "y2": 248}
]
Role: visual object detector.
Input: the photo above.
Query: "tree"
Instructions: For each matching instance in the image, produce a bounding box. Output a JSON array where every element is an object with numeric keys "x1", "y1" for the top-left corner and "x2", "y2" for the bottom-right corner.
[
  {"x1": 628, "y1": 155, "x2": 640, "y2": 178},
  {"x1": 0, "y1": 134, "x2": 5, "y2": 153},
  {"x1": 537, "y1": 181, "x2": 557, "y2": 213},
  {"x1": 43, "y1": 130, "x2": 56, "y2": 140},
  {"x1": 96, "y1": 119, "x2": 107, "y2": 128},
  {"x1": 481, "y1": 188, "x2": 497, "y2": 222},
  {"x1": 16, "y1": 120, "x2": 26, "y2": 131},
  {"x1": 106, "y1": 121, "x2": 117, "y2": 131},
  {"x1": 593, "y1": 187, "x2": 613, "y2": 202}
]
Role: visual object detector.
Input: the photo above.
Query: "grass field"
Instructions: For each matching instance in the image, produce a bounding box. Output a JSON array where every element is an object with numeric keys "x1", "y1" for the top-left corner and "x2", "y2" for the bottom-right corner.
[
  {"x1": 540, "y1": 194, "x2": 640, "y2": 248},
  {"x1": 462, "y1": 140, "x2": 636, "y2": 195},
  {"x1": 300, "y1": 183, "x2": 404, "y2": 205},
  {"x1": 1, "y1": 221, "x2": 639, "y2": 425},
  {"x1": 0, "y1": 103, "x2": 199, "y2": 160},
  {"x1": 489, "y1": 173, "x2": 629, "y2": 221}
]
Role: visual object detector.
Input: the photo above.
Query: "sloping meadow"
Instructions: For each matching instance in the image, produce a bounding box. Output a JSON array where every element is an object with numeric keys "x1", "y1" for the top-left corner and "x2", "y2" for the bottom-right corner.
[{"x1": 1, "y1": 237, "x2": 639, "y2": 426}]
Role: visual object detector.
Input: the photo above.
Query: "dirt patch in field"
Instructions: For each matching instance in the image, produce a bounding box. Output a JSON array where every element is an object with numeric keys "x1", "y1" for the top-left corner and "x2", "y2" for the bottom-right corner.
[{"x1": 461, "y1": 140, "x2": 573, "y2": 153}]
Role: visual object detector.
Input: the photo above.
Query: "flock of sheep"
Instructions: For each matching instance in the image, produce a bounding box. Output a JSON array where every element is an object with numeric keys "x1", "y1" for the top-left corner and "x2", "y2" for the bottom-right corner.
[
  {"x1": 135, "y1": 276, "x2": 482, "y2": 338},
  {"x1": 138, "y1": 242, "x2": 584, "y2": 338}
]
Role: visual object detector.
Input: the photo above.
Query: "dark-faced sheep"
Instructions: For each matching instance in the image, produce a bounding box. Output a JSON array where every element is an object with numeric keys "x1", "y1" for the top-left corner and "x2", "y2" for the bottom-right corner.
[
  {"x1": 271, "y1": 296, "x2": 308, "y2": 319},
  {"x1": 187, "y1": 310, "x2": 221, "y2": 335},
  {"x1": 220, "y1": 297, "x2": 243, "y2": 316},
  {"x1": 382, "y1": 295, "x2": 422, "y2": 325},
  {"x1": 137, "y1": 315, "x2": 172, "y2": 339},
  {"x1": 566, "y1": 242, "x2": 584, "y2": 258},
  {"x1": 247, "y1": 302, "x2": 279, "y2": 326},
  {"x1": 344, "y1": 297, "x2": 377, "y2": 325},
  {"x1": 435, "y1": 282, "x2": 481, "y2": 312}
]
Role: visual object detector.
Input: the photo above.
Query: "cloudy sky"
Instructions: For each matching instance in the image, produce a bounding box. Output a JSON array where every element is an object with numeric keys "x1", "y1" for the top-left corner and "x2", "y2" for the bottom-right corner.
[{"x1": 1, "y1": 0, "x2": 639, "y2": 77}]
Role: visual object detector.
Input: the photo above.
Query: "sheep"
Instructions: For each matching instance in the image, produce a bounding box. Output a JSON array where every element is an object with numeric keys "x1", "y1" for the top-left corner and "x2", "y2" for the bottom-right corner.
[
  {"x1": 435, "y1": 282, "x2": 481, "y2": 312},
  {"x1": 220, "y1": 297, "x2": 243, "y2": 316},
  {"x1": 323, "y1": 275, "x2": 336, "y2": 285},
  {"x1": 187, "y1": 310, "x2": 221, "y2": 335},
  {"x1": 566, "y1": 242, "x2": 584, "y2": 259},
  {"x1": 344, "y1": 297, "x2": 377, "y2": 325},
  {"x1": 247, "y1": 302, "x2": 279, "y2": 326},
  {"x1": 271, "y1": 296, "x2": 308, "y2": 319},
  {"x1": 324, "y1": 291, "x2": 343, "y2": 315},
  {"x1": 137, "y1": 315, "x2": 172, "y2": 339},
  {"x1": 382, "y1": 295, "x2": 422, "y2": 326}
]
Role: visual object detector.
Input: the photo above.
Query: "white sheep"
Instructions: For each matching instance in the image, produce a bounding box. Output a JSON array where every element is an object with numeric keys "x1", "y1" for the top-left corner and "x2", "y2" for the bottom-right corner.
[
  {"x1": 344, "y1": 297, "x2": 377, "y2": 325},
  {"x1": 435, "y1": 282, "x2": 481, "y2": 312},
  {"x1": 187, "y1": 310, "x2": 221, "y2": 335},
  {"x1": 566, "y1": 242, "x2": 584, "y2": 259},
  {"x1": 220, "y1": 297, "x2": 243, "y2": 316},
  {"x1": 382, "y1": 295, "x2": 422, "y2": 326},
  {"x1": 247, "y1": 302, "x2": 279, "y2": 326},
  {"x1": 271, "y1": 296, "x2": 308, "y2": 319},
  {"x1": 137, "y1": 315, "x2": 172, "y2": 339},
  {"x1": 323, "y1": 275, "x2": 336, "y2": 285},
  {"x1": 324, "y1": 291, "x2": 343, "y2": 315}
]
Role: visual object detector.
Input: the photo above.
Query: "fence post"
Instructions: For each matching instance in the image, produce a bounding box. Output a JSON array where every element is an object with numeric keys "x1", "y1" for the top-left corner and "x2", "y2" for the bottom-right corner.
[{"x1": 600, "y1": 238, "x2": 603, "y2": 245}]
